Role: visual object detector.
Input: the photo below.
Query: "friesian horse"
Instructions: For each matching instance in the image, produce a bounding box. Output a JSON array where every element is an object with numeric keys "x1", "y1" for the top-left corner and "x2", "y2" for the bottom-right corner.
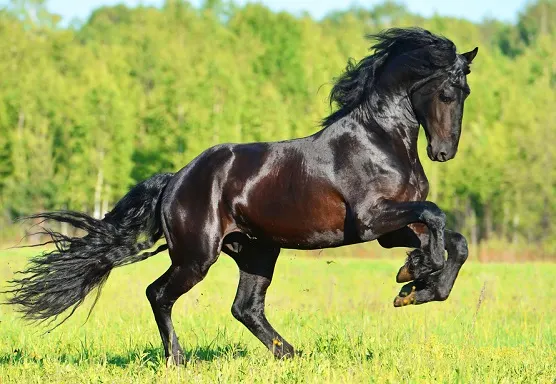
[{"x1": 7, "y1": 28, "x2": 478, "y2": 364}]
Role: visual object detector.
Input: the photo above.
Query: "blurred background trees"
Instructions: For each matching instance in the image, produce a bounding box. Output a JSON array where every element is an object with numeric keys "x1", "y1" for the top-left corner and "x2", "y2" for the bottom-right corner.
[{"x1": 0, "y1": 0, "x2": 554, "y2": 257}]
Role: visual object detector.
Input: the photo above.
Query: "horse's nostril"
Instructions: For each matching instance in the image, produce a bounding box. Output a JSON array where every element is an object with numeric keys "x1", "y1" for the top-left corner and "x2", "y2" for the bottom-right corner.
[{"x1": 439, "y1": 151, "x2": 447, "y2": 161}]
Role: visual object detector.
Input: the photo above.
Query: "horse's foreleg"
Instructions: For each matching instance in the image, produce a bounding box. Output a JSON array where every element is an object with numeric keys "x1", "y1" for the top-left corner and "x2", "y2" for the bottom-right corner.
[
  {"x1": 362, "y1": 200, "x2": 447, "y2": 281},
  {"x1": 393, "y1": 229, "x2": 468, "y2": 306},
  {"x1": 378, "y1": 224, "x2": 432, "y2": 282},
  {"x1": 378, "y1": 227, "x2": 468, "y2": 306},
  {"x1": 228, "y1": 241, "x2": 294, "y2": 359}
]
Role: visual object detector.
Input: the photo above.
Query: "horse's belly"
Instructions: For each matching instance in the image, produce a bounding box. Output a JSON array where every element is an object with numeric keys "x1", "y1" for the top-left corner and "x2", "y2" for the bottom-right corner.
[
  {"x1": 236, "y1": 181, "x2": 349, "y2": 249},
  {"x1": 269, "y1": 228, "x2": 348, "y2": 250}
]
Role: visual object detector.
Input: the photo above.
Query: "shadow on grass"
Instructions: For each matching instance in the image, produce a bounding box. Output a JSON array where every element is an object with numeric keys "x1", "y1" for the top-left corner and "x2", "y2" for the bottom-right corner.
[{"x1": 0, "y1": 343, "x2": 248, "y2": 368}]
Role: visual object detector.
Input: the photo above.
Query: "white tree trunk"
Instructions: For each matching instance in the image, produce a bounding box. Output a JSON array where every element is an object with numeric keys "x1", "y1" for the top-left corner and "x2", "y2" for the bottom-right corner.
[
  {"x1": 101, "y1": 184, "x2": 110, "y2": 218},
  {"x1": 93, "y1": 151, "x2": 104, "y2": 219}
]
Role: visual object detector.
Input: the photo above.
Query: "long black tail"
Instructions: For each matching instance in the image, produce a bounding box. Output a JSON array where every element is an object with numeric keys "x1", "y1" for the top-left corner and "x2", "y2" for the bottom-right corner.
[{"x1": 6, "y1": 172, "x2": 174, "y2": 327}]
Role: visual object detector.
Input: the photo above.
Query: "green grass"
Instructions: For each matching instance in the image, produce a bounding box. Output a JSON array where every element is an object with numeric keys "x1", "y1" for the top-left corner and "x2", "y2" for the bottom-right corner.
[{"x1": 0, "y1": 248, "x2": 554, "y2": 383}]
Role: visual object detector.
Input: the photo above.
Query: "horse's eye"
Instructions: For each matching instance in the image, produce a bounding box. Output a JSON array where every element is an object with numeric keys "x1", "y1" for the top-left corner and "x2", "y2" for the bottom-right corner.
[{"x1": 439, "y1": 92, "x2": 454, "y2": 103}]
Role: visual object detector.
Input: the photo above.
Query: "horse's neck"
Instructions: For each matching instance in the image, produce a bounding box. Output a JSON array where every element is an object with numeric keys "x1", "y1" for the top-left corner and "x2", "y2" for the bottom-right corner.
[{"x1": 356, "y1": 93, "x2": 421, "y2": 154}]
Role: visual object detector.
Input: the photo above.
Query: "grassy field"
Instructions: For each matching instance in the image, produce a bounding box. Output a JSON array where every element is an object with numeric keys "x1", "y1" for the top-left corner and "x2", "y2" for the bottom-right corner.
[{"x1": 0, "y1": 247, "x2": 554, "y2": 383}]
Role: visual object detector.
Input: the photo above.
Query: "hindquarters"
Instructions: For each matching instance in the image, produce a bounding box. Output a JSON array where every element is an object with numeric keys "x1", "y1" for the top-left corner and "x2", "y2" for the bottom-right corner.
[{"x1": 160, "y1": 145, "x2": 238, "y2": 267}]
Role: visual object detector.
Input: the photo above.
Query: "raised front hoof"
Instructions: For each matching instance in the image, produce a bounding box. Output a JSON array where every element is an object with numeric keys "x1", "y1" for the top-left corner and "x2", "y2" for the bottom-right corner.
[
  {"x1": 393, "y1": 285, "x2": 417, "y2": 307},
  {"x1": 396, "y1": 265, "x2": 414, "y2": 283}
]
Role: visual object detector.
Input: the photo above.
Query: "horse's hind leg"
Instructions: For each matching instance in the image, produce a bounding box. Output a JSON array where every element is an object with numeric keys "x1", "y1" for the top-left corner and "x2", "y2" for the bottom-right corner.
[
  {"x1": 228, "y1": 240, "x2": 294, "y2": 358},
  {"x1": 146, "y1": 243, "x2": 219, "y2": 365}
]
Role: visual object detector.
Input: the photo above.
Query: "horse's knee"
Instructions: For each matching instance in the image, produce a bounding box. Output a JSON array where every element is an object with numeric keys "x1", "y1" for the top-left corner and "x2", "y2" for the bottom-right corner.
[
  {"x1": 419, "y1": 203, "x2": 446, "y2": 228},
  {"x1": 447, "y1": 232, "x2": 468, "y2": 263},
  {"x1": 434, "y1": 280, "x2": 455, "y2": 301},
  {"x1": 435, "y1": 287, "x2": 450, "y2": 301},
  {"x1": 409, "y1": 247, "x2": 444, "y2": 272},
  {"x1": 430, "y1": 256, "x2": 445, "y2": 272}
]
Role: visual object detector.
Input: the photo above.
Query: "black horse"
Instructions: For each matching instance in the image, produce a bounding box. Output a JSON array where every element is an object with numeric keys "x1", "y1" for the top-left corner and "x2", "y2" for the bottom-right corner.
[{"x1": 7, "y1": 28, "x2": 478, "y2": 364}]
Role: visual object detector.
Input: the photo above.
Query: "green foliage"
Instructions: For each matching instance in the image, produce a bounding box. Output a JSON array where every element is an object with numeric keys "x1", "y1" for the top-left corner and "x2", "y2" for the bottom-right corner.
[{"x1": 0, "y1": 1, "x2": 554, "y2": 254}]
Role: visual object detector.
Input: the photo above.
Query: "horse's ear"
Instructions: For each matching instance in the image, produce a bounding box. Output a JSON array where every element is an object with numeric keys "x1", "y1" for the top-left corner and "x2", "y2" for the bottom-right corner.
[{"x1": 462, "y1": 47, "x2": 478, "y2": 64}]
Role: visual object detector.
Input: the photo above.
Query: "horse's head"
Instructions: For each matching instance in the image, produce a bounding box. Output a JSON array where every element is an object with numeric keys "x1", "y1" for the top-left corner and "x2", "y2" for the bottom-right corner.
[
  {"x1": 411, "y1": 47, "x2": 478, "y2": 162},
  {"x1": 323, "y1": 28, "x2": 478, "y2": 163}
]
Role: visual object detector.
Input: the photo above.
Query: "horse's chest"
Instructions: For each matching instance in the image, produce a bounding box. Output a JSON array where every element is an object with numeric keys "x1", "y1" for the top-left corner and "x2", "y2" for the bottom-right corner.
[
  {"x1": 378, "y1": 166, "x2": 429, "y2": 202},
  {"x1": 406, "y1": 167, "x2": 429, "y2": 201}
]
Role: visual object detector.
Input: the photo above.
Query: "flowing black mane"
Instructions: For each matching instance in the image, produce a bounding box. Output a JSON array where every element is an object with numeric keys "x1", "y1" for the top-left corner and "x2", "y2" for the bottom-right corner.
[{"x1": 323, "y1": 28, "x2": 460, "y2": 127}]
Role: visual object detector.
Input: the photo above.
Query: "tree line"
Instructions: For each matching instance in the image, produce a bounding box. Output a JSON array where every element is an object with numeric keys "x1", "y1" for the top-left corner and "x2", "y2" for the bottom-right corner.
[{"x1": 0, "y1": 0, "x2": 554, "y2": 256}]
